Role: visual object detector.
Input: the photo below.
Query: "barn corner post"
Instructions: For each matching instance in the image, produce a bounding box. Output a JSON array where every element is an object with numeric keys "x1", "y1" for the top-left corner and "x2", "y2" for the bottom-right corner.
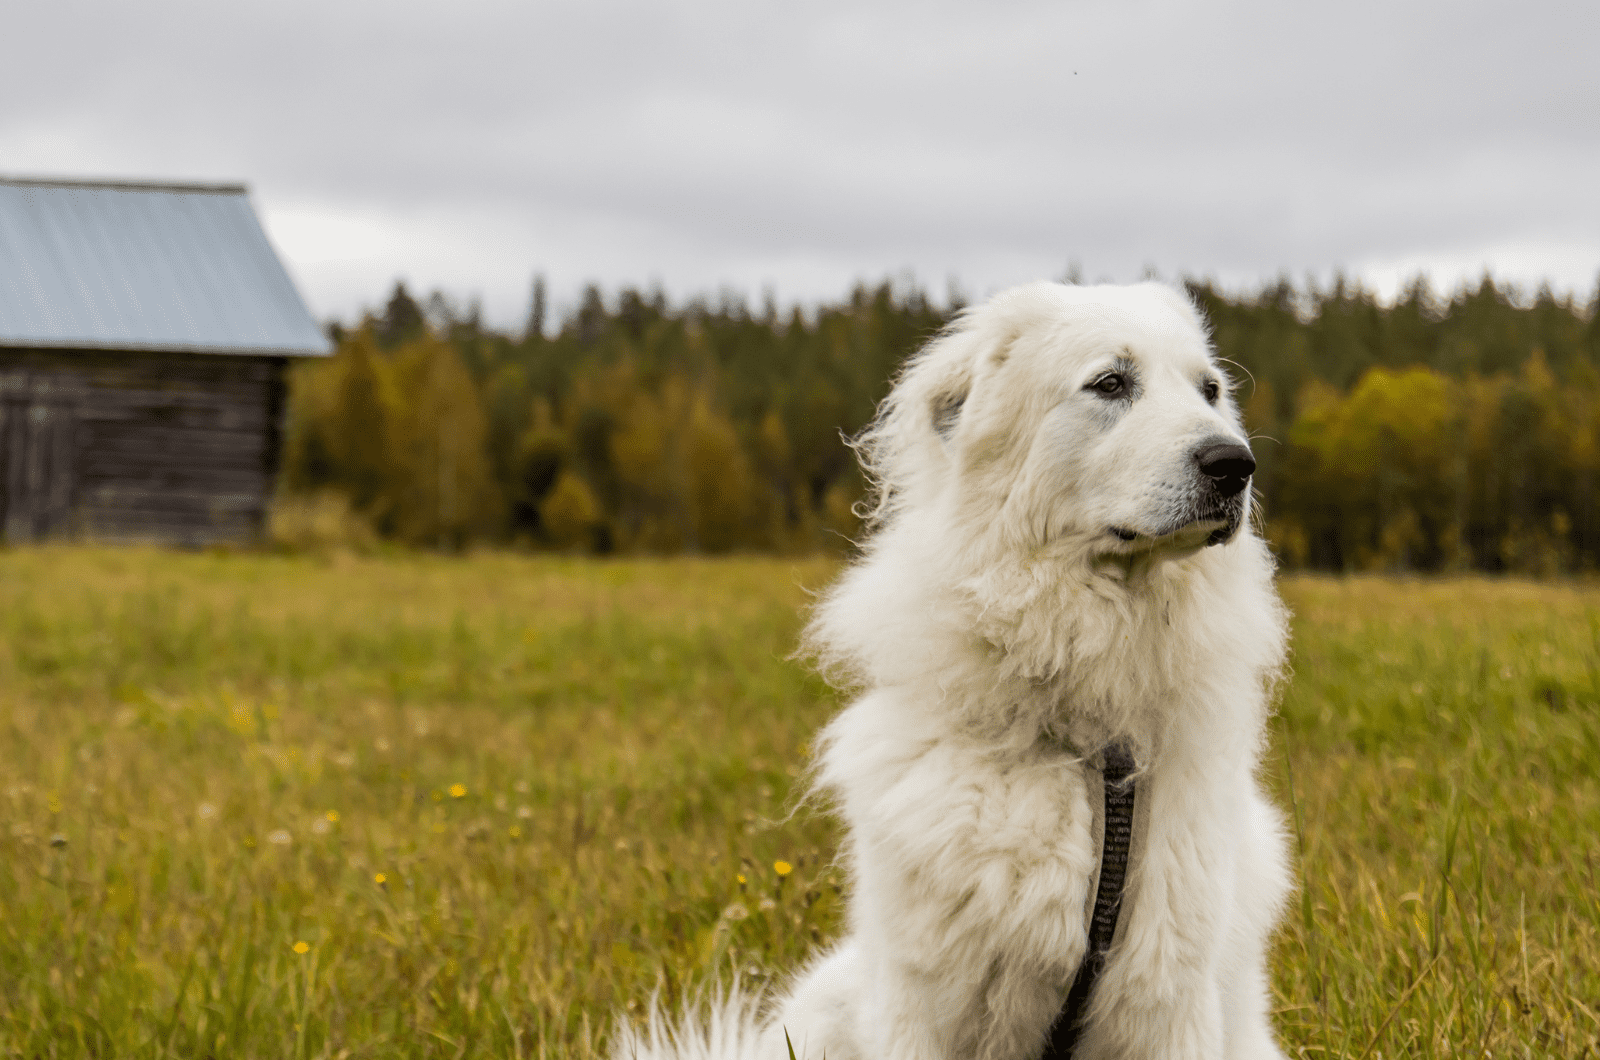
[{"x1": 0, "y1": 176, "x2": 331, "y2": 547}]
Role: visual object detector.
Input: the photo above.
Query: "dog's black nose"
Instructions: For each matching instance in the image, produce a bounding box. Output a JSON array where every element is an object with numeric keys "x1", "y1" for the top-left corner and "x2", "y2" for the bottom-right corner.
[{"x1": 1195, "y1": 441, "x2": 1255, "y2": 497}]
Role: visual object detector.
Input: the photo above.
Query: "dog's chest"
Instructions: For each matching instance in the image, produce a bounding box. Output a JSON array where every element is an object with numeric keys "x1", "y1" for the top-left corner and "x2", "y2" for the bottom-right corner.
[
  {"x1": 971, "y1": 752, "x2": 1098, "y2": 866},
  {"x1": 865, "y1": 742, "x2": 1107, "y2": 968}
]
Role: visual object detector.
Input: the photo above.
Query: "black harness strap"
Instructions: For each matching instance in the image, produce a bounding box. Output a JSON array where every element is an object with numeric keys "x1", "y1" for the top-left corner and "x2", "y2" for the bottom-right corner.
[{"x1": 1040, "y1": 743, "x2": 1137, "y2": 1060}]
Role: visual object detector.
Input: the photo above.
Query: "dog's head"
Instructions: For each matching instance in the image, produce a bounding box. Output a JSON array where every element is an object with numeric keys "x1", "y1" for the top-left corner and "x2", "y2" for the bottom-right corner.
[{"x1": 861, "y1": 281, "x2": 1253, "y2": 564}]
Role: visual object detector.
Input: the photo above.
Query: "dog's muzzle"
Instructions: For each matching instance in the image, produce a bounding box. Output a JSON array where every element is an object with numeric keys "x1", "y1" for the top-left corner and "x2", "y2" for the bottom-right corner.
[{"x1": 1106, "y1": 438, "x2": 1255, "y2": 549}]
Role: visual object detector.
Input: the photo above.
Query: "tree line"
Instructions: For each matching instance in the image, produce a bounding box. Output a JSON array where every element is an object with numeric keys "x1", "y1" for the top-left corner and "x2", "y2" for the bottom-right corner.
[{"x1": 279, "y1": 274, "x2": 1600, "y2": 572}]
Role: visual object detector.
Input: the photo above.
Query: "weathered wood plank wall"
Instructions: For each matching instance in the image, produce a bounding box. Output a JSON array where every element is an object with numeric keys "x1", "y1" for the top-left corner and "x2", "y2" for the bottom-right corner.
[{"x1": 0, "y1": 349, "x2": 287, "y2": 545}]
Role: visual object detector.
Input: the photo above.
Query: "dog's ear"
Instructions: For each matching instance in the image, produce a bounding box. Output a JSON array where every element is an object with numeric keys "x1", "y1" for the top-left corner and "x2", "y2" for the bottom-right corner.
[
  {"x1": 931, "y1": 313, "x2": 1028, "y2": 438},
  {"x1": 931, "y1": 387, "x2": 966, "y2": 440},
  {"x1": 928, "y1": 314, "x2": 1034, "y2": 441},
  {"x1": 986, "y1": 329, "x2": 1018, "y2": 368}
]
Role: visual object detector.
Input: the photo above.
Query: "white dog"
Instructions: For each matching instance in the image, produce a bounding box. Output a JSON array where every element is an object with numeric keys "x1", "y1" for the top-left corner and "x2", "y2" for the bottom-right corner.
[{"x1": 617, "y1": 282, "x2": 1291, "y2": 1060}]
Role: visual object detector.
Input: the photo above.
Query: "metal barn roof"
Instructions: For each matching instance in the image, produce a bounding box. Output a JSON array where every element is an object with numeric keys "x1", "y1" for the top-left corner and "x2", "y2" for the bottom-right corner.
[{"x1": 0, "y1": 176, "x2": 330, "y2": 356}]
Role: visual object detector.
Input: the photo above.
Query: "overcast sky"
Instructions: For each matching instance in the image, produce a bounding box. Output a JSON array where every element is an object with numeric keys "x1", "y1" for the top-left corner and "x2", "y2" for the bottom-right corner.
[{"x1": 5, "y1": 0, "x2": 1597, "y2": 328}]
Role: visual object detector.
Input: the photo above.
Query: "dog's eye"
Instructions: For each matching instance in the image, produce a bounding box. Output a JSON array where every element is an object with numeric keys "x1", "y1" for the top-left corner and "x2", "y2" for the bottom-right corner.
[
  {"x1": 1090, "y1": 373, "x2": 1126, "y2": 397},
  {"x1": 1203, "y1": 380, "x2": 1221, "y2": 403}
]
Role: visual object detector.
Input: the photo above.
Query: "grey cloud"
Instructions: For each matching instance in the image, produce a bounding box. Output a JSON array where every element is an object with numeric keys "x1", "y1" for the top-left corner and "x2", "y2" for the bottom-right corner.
[{"x1": 4, "y1": 0, "x2": 1596, "y2": 323}]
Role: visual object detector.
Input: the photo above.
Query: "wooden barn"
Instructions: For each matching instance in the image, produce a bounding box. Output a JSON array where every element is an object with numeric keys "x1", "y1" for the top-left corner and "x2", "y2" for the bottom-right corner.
[{"x1": 0, "y1": 176, "x2": 329, "y2": 545}]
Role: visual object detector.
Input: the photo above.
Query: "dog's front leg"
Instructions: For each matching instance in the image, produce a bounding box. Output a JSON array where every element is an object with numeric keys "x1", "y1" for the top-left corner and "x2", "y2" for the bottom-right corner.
[
  {"x1": 816, "y1": 699, "x2": 1097, "y2": 1060},
  {"x1": 766, "y1": 940, "x2": 984, "y2": 1060},
  {"x1": 856, "y1": 952, "x2": 984, "y2": 1060},
  {"x1": 845, "y1": 841, "x2": 1002, "y2": 1060}
]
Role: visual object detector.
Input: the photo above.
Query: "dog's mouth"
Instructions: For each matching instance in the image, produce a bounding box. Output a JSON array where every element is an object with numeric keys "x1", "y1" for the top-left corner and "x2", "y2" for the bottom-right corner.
[{"x1": 1107, "y1": 503, "x2": 1244, "y2": 552}]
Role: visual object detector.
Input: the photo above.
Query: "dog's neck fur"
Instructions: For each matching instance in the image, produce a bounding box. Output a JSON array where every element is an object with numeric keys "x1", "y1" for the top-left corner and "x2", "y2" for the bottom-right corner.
[{"x1": 805, "y1": 512, "x2": 1287, "y2": 766}]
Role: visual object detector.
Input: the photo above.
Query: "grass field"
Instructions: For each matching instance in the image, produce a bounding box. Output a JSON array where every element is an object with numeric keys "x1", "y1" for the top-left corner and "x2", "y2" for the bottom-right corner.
[{"x1": 1, "y1": 548, "x2": 1597, "y2": 1059}]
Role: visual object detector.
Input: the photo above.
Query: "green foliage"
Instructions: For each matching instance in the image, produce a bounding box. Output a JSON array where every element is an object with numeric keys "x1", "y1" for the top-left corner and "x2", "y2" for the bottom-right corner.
[
  {"x1": 1269, "y1": 354, "x2": 1600, "y2": 573},
  {"x1": 1197, "y1": 273, "x2": 1600, "y2": 572},
  {"x1": 375, "y1": 283, "x2": 427, "y2": 351},
  {"x1": 280, "y1": 275, "x2": 1600, "y2": 570},
  {"x1": 282, "y1": 280, "x2": 937, "y2": 555},
  {"x1": 381, "y1": 334, "x2": 502, "y2": 549},
  {"x1": 540, "y1": 469, "x2": 602, "y2": 550},
  {"x1": 1279, "y1": 368, "x2": 1459, "y2": 570},
  {"x1": 282, "y1": 329, "x2": 501, "y2": 548},
  {"x1": 1, "y1": 550, "x2": 1597, "y2": 1057}
]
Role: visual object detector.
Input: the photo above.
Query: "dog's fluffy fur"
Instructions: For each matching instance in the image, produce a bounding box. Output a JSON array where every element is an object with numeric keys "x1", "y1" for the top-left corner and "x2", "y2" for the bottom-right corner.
[{"x1": 615, "y1": 282, "x2": 1291, "y2": 1060}]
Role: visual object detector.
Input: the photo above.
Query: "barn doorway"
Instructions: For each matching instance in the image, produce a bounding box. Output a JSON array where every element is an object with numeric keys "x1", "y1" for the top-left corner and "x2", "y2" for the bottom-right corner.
[{"x1": 0, "y1": 401, "x2": 79, "y2": 542}]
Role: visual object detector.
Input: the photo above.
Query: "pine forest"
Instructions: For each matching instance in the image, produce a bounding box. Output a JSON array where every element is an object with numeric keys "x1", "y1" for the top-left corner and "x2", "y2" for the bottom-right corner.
[{"x1": 278, "y1": 274, "x2": 1600, "y2": 573}]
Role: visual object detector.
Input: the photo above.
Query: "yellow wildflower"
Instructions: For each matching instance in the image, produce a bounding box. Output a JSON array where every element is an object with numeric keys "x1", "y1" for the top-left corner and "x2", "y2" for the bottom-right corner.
[
  {"x1": 449, "y1": 784, "x2": 467, "y2": 799},
  {"x1": 325, "y1": 810, "x2": 340, "y2": 823},
  {"x1": 374, "y1": 873, "x2": 387, "y2": 885},
  {"x1": 292, "y1": 941, "x2": 310, "y2": 954},
  {"x1": 509, "y1": 825, "x2": 523, "y2": 838},
  {"x1": 774, "y1": 860, "x2": 793, "y2": 877}
]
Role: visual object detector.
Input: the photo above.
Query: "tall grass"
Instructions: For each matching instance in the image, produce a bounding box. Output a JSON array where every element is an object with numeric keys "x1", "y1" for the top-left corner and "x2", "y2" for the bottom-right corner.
[
  {"x1": 1272, "y1": 578, "x2": 1600, "y2": 1058},
  {"x1": 0, "y1": 550, "x2": 1596, "y2": 1057}
]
